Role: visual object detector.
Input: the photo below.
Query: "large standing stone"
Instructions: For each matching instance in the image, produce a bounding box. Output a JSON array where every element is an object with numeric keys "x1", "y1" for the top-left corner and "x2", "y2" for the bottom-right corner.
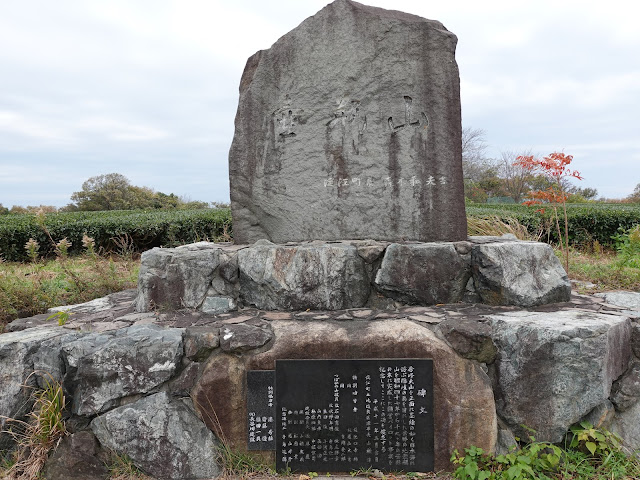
[
  {"x1": 229, "y1": 0, "x2": 467, "y2": 244},
  {"x1": 237, "y1": 242, "x2": 370, "y2": 310},
  {"x1": 192, "y1": 319, "x2": 497, "y2": 471},
  {"x1": 90, "y1": 392, "x2": 220, "y2": 480},
  {"x1": 488, "y1": 310, "x2": 631, "y2": 442}
]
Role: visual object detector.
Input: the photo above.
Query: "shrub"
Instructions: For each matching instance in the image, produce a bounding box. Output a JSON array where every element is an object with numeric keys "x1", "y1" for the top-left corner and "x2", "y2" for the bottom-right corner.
[
  {"x1": 467, "y1": 203, "x2": 640, "y2": 249},
  {"x1": 612, "y1": 224, "x2": 640, "y2": 268},
  {"x1": 0, "y1": 208, "x2": 232, "y2": 262}
]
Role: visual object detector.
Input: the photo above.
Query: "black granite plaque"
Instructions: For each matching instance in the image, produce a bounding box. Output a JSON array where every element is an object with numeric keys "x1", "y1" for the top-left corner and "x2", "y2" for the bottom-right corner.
[
  {"x1": 275, "y1": 359, "x2": 434, "y2": 472},
  {"x1": 247, "y1": 370, "x2": 276, "y2": 450}
]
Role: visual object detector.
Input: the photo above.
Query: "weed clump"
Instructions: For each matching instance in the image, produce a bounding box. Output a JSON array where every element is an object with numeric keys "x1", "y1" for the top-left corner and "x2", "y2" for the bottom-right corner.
[
  {"x1": 451, "y1": 422, "x2": 640, "y2": 480},
  {"x1": 0, "y1": 373, "x2": 67, "y2": 480}
]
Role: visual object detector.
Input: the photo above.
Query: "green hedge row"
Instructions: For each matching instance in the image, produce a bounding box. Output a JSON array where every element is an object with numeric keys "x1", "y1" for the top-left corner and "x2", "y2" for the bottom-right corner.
[
  {"x1": 466, "y1": 203, "x2": 640, "y2": 248},
  {"x1": 2, "y1": 204, "x2": 638, "y2": 262},
  {"x1": 0, "y1": 209, "x2": 232, "y2": 262}
]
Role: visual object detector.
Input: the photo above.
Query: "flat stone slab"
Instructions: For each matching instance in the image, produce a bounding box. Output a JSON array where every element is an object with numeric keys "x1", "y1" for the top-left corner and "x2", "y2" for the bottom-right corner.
[
  {"x1": 6, "y1": 291, "x2": 634, "y2": 333},
  {"x1": 595, "y1": 291, "x2": 640, "y2": 311}
]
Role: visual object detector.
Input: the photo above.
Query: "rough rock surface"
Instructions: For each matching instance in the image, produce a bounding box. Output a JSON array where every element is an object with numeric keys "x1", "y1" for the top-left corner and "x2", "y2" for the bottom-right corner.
[
  {"x1": 610, "y1": 399, "x2": 640, "y2": 453},
  {"x1": 472, "y1": 239, "x2": 571, "y2": 307},
  {"x1": 237, "y1": 242, "x2": 370, "y2": 310},
  {"x1": 583, "y1": 400, "x2": 616, "y2": 429},
  {"x1": 131, "y1": 238, "x2": 575, "y2": 313},
  {"x1": 633, "y1": 323, "x2": 640, "y2": 359},
  {"x1": 5, "y1": 283, "x2": 640, "y2": 477},
  {"x1": 62, "y1": 324, "x2": 183, "y2": 415},
  {"x1": 439, "y1": 316, "x2": 496, "y2": 364},
  {"x1": 42, "y1": 431, "x2": 108, "y2": 480},
  {"x1": 193, "y1": 319, "x2": 497, "y2": 472},
  {"x1": 611, "y1": 360, "x2": 640, "y2": 411},
  {"x1": 0, "y1": 327, "x2": 67, "y2": 449},
  {"x1": 374, "y1": 243, "x2": 470, "y2": 304},
  {"x1": 595, "y1": 291, "x2": 640, "y2": 311},
  {"x1": 184, "y1": 326, "x2": 220, "y2": 361},
  {"x1": 7, "y1": 289, "x2": 137, "y2": 332},
  {"x1": 229, "y1": 0, "x2": 467, "y2": 244},
  {"x1": 488, "y1": 310, "x2": 631, "y2": 442},
  {"x1": 90, "y1": 392, "x2": 220, "y2": 480},
  {"x1": 220, "y1": 323, "x2": 273, "y2": 353},
  {"x1": 136, "y1": 242, "x2": 241, "y2": 313}
]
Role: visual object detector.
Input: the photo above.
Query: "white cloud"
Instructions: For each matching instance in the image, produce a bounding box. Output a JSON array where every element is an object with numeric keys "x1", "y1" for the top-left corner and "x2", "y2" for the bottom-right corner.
[
  {"x1": 0, "y1": 111, "x2": 75, "y2": 145},
  {"x1": 1, "y1": 0, "x2": 639, "y2": 207}
]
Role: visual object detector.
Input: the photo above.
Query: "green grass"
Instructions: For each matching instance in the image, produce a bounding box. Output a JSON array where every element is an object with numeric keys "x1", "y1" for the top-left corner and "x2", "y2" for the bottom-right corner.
[
  {"x1": 0, "y1": 254, "x2": 138, "y2": 330},
  {"x1": 452, "y1": 422, "x2": 640, "y2": 480},
  {"x1": 566, "y1": 248, "x2": 640, "y2": 293}
]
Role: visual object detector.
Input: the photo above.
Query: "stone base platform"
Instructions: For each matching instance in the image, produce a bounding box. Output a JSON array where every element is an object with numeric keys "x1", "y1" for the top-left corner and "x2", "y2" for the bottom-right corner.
[
  {"x1": 3, "y1": 288, "x2": 640, "y2": 479},
  {"x1": 134, "y1": 236, "x2": 571, "y2": 315}
]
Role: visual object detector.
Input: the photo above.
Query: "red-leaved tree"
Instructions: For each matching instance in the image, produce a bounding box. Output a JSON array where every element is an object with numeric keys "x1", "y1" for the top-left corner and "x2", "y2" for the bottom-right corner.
[{"x1": 514, "y1": 152, "x2": 582, "y2": 273}]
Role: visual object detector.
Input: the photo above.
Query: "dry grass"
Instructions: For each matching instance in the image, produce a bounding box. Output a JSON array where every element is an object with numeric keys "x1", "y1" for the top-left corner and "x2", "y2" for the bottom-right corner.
[
  {"x1": 107, "y1": 453, "x2": 152, "y2": 480},
  {"x1": 466, "y1": 215, "x2": 540, "y2": 241},
  {"x1": 0, "y1": 254, "x2": 138, "y2": 330},
  {"x1": 0, "y1": 373, "x2": 66, "y2": 480}
]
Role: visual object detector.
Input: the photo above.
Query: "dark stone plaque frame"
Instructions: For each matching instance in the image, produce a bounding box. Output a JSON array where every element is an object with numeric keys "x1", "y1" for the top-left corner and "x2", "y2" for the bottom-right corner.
[
  {"x1": 247, "y1": 370, "x2": 276, "y2": 450},
  {"x1": 275, "y1": 359, "x2": 434, "y2": 472}
]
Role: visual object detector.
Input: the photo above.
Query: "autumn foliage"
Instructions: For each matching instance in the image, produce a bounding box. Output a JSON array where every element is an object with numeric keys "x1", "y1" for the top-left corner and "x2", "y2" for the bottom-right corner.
[{"x1": 514, "y1": 152, "x2": 583, "y2": 273}]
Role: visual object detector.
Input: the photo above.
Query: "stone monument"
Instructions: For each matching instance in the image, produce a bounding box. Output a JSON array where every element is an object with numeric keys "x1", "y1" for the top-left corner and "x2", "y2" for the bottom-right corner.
[
  {"x1": 4, "y1": 4, "x2": 640, "y2": 480},
  {"x1": 229, "y1": 0, "x2": 467, "y2": 244}
]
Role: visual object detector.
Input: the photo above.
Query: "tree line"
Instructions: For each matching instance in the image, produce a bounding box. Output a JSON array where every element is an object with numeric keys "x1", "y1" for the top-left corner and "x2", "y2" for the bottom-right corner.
[
  {"x1": 1, "y1": 173, "x2": 229, "y2": 214},
  {"x1": 461, "y1": 127, "x2": 639, "y2": 204},
  {"x1": 3, "y1": 139, "x2": 640, "y2": 215}
]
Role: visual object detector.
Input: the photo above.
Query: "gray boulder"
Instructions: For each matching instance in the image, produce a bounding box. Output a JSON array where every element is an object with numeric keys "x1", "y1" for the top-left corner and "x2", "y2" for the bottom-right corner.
[
  {"x1": 136, "y1": 242, "x2": 239, "y2": 313},
  {"x1": 0, "y1": 327, "x2": 67, "y2": 450},
  {"x1": 90, "y1": 392, "x2": 220, "y2": 480},
  {"x1": 229, "y1": 0, "x2": 467, "y2": 244},
  {"x1": 471, "y1": 239, "x2": 571, "y2": 306},
  {"x1": 633, "y1": 322, "x2": 640, "y2": 358},
  {"x1": 62, "y1": 325, "x2": 183, "y2": 415},
  {"x1": 374, "y1": 242, "x2": 470, "y2": 305},
  {"x1": 42, "y1": 431, "x2": 108, "y2": 480},
  {"x1": 439, "y1": 316, "x2": 497, "y2": 364},
  {"x1": 611, "y1": 360, "x2": 640, "y2": 412},
  {"x1": 582, "y1": 400, "x2": 616, "y2": 429},
  {"x1": 610, "y1": 399, "x2": 640, "y2": 453},
  {"x1": 488, "y1": 310, "x2": 631, "y2": 442},
  {"x1": 184, "y1": 326, "x2": 219, "y2": 361},
  {"x1": 220, "y1": 323, "x2": 273, "y2": 353},
  {"x1": 237, "y1": 242, "x2": 369, "y2": 310}
]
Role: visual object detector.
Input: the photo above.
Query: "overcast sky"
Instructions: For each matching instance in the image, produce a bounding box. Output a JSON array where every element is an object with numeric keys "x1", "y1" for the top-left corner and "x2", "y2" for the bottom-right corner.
[{"x1": 1, "y1": 0, "x2": 638, "y2": 208}]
